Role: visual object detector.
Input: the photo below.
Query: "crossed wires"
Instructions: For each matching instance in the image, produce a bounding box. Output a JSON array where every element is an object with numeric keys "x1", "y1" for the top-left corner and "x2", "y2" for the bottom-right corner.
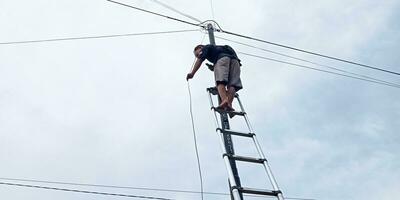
[{"x1": 106, "y1": 0, "x2": 400, "y2": 76}]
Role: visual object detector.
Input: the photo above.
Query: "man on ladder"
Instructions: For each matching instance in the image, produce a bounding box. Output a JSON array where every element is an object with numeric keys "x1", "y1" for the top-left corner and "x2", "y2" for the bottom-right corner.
[{"x1": 186, "y1": 44, "x2": 243, "y2": 112}]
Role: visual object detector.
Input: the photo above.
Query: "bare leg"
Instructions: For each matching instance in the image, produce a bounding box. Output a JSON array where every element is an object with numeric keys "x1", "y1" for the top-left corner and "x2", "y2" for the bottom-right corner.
[
  {"x1": 227, "y1": 86, "x2": 236, "y2": 111},
  {"x1": 217, "y1": 84, "x2": 229, "y2": 109}
]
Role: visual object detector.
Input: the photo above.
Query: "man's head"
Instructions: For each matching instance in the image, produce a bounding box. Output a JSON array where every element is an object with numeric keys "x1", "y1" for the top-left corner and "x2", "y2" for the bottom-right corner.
[{"x1": 193, "y1": 44, "x2": 204, "y2": 58}]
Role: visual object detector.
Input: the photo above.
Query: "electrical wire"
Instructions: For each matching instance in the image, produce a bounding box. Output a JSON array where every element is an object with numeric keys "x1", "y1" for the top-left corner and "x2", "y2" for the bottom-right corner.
[
  {"x1": 107, "y1": 0, "x2": 204, "y2": 28},
  {"x1": 186, "y1": 33, "x2": 207, "y2": 200},
  {"x1": 209, "y1": 0, "x2": 215, "y2": 20},
  {"x1": 238, "y1": 51, "x2": 400, "y2": 89},
  {"x1": 0, "y1": 177, "x2": 316, "y2": 199},
  {"x1": 220, "y1": 29, "x2": 400, "y2": 76},
  {"x1": 148, "y1": 0, "x2": 202, "y2": 23},
  {"x1": 216, "y1": 35, "x2": 400, "y2": 88},
  {"x1": 0, "y1": 29, "x2": 199, "y2": 45},
  {"x1": 0, "y1": 177, "x2": 225, "y2": 196},
  {"x1": 187, "y1": 81, "x2": 204, "y2": 200},
  {"x1": 106, "y1": 0, "x2": 399, "y2": 76},
  {"x1": 0, "y1": 181, "x2": 173, "y2": 200}
]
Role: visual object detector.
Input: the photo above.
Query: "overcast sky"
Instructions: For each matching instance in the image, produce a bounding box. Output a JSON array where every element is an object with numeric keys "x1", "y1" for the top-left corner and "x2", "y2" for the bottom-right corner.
[{"x1": 1, "y1": 0, "x2": 399, "y2": 200}]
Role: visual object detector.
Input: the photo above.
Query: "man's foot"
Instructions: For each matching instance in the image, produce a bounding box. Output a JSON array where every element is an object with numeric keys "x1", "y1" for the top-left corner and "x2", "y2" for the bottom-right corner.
[
  {"x1": 226, "y1": 104, "x2": 235, "y2": 112},
  {"x1": 217, "y1": 99, "x2": 229, "y2": 110}
]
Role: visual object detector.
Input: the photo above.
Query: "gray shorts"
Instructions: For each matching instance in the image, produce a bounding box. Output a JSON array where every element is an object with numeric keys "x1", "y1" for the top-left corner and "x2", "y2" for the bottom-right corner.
[{"x1": 214, "y1": 56, "x2": 243, "y2": 91}]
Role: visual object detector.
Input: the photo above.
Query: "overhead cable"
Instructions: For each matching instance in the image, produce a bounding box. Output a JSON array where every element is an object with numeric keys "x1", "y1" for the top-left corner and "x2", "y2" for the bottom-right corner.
[
  {"x1": 107, "y1": 0, "x2": 204, "y2": 28},
  {"x1": 209, "y1": 0, "x2": 215, "y2": 20},
  {"x1": 148, "y1": 0, "x2": 202, "y2": 23},
  {"x1": 220, "y1": 30, "x2": 400, "y2": 76},
  {"x1": 238, "y1": 51, "x2": 400, "y2": 89},
  {"x1": 217, "y1": 36, "x2": 400, "y2": 88},
  {"x1": 0, "y1": 29, "x2": 199, "y2": 45},
  {"x1": 0, "y1": 177, "x2": 315, "y2": 199},
  {"x1": 0, "y1": 177, "x2": 224, "y2": 196},
  {"x1": 106, "y1": 0, "x2": 399, "y2": 76},
  {"x1": 0, "y1": 181, "x2": 173, "y2": 200}
]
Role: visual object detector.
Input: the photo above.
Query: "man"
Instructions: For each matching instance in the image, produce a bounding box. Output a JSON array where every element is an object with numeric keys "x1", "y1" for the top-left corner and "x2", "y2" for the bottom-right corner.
[{"x1": 186, "y1": 44, "x2": 242, "y2": 111}]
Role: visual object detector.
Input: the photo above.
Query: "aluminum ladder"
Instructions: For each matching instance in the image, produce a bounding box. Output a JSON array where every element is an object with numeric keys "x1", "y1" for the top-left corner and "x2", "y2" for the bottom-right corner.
[{"x1": 207, "y1": 87, "x2": 284, "y2": 200}]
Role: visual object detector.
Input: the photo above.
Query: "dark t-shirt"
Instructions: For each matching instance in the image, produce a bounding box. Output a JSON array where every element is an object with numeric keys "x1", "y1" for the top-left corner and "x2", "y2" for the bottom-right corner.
[{"x1": 199, "y1": 45, "x2": 241, "y2": 64}]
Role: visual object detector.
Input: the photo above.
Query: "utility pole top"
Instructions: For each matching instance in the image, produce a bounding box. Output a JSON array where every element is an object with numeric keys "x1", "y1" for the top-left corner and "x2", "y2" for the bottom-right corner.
[{"x1": 207, "y1": 23, "x2": 216, "y2": 45}]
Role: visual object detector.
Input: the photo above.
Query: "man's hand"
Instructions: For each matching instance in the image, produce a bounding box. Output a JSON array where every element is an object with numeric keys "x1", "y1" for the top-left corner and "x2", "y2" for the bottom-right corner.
[{"x1": 186, "y1": 73, "x2": 194, "y2": 81}]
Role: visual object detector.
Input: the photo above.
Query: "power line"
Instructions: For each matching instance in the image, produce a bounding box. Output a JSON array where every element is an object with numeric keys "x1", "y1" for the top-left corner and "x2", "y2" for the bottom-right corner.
[
  {"x1": 0, "y1": 181, "x2": 173, "y2": 200},
  {"x1": 106, "y1": 0, "x2": 399, "y2": 76},
  {"x1": 0, "y1": 177, "x2": 316, "y2": 200},
  {"x1": 216, "y1": 35, "x2": 400, "y2": 88},
  {"x1": 220, "y1": 29, "x2": 400, "y2": 76},
  {"x1": 238, "y1": 51, "x2": 400, "y2": 89},
  {"x1": 209, "y1": 0, "x2": 215, "y2": 20},
  {"x1": 148, "y1": 0, "x2": 202, "y2": 23},
  {"x1": 0, "y1": 29, "x2": 199, "y2": 45},
  {"x1": 0, "y1": 177, "x2": 225, "y2": 196},
  {"x1": 107, "y1": 0, "x2": 204, "y2": 28}
]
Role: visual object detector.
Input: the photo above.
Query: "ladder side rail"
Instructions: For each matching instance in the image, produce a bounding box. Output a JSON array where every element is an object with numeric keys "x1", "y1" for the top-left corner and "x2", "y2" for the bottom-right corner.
[
  {"x1": 207, "y1": 91, "x2": 221, "y2": 128},
  {"x1": 217, "y1": 130, "x2": 243, "y2": 200},
  {"x1": 236, "y1": 94, "x2": 283, "y2": 198},
  {"x1": 208, "y1": 90, "x2": 242, "y2": 200}
]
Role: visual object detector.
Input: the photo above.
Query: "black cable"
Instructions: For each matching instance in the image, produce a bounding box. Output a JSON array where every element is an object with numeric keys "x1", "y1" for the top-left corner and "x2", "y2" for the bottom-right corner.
[
  {"x1": 220, "y1": 29, "x2": 400, "y2": 76},
  {"x1": 0, "y1": 177, "x2": 224, "y2": 196},
  {"x1": 238, "y1": 51, "x2": 400, "y2": 89},
  {"x1": 0, "y1": 29, "x2": 199, "y2": 45},
  {"x1": 0, "y1": 177, "x2": 315, "y2": 199},
  {"x1": 107, "y1": 0, "x2": 204, "y2": 28},
  {"x1": 216, "y1": 35, "x2": 400, "y2": 88},
  {"x1": 148, "y1": 0, "x2": 202, "y2": 23},
  {"x1": 106, "y1": 0, "x2": 397, "y2": 76},
  {"x1": 0, "y1": 182, "x2": 173, "y2": 200}
]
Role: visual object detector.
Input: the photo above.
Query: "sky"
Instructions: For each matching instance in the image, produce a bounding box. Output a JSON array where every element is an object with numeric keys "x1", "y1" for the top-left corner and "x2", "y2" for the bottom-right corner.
[{"x1": 0, "y1": 0, "x2": 399, "y2": 200}]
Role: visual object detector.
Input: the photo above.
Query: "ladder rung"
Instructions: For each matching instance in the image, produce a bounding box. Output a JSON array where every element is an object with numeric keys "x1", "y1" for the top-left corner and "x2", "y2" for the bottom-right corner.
[
  {"x1": 234, "y1": 186, "x2": 281, "y2": 196},
  {"x1": 206, "y1": 87, "x2": 218, "y2": 95},
  {"x1": 211, "y1": 107, "x2": 246, "y2": 117},
  {"x1": 224, "y1": 154, "x2": 266, "y2": 164},
  {"x1": 207, "y1": 87, "x2": 239, "y2": 97},
  {"x1": 217, "y1": 128, "x2": 254, "y2": 138}
]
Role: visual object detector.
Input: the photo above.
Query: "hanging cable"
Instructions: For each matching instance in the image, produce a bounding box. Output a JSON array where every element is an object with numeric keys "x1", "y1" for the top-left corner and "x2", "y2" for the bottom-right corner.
[
  {"x1": 216, "y1": 35, "x2": 400, "y2": 88},
  {"x1": 148, "y1": 0, "x2": 202, "y2": 23},
  {"x1": 0, "y1": 29, "x2": 199, "y2": 45},
  {"x1": 187, "y1": 33, "x2": 207, "y2": 200},
  {"x1": 0, "y1": 181, "x2": 173, "y2": 200},
  {"x1": 238, "y1": 51, "x2": 400, "y2": 89}
]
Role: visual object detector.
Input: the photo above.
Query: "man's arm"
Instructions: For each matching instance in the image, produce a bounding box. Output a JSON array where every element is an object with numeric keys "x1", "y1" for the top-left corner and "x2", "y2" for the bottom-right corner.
[{"x1": 186, "y1": 58, "x2": 204, "y2": 80}]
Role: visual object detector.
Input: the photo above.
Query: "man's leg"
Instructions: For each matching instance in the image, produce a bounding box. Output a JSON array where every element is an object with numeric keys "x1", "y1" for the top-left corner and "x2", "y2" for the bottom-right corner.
[
  {"x1": 227, "y1": 86, "x2": 236, "y2": 111},
  {"x1": 217, "y1": 83, "x2": 229, "y2": 109}
]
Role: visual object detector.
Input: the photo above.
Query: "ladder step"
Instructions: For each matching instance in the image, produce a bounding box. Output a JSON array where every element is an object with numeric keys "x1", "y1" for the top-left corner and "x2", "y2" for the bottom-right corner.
[
  {"x1": 235, "y1": 187, "x2": 281, "y2": 196},
  {"x1": 224, "y1": 154, "x2": 266, "y2": 164},
  {"x1": 207, "y1": 87, "x2": 239, "y2": 97},
  {"x1": 217, "y1": 128, "x2": 254, "y2": 138},
  {"x1": 211, "y1": 107, "x2": 246, "y2": 118},
  {"x1": 206, "y1": 87, "x2": 219, "y2": 95}
]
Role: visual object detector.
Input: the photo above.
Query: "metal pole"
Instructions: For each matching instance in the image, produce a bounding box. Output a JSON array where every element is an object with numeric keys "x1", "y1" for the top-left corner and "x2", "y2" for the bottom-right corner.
[
  {"x1": 206, "y1": 23, "x2": 243, "y2": 200},
  {"x1": 207, "y1": 23, "x2": 216, "y2": 45}
]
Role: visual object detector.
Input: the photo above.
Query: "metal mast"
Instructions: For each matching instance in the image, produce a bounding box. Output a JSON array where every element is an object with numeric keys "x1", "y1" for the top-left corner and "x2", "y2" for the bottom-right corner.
[{"x1": 206, "y1": 23, "x2": 244, "y2": 200}]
